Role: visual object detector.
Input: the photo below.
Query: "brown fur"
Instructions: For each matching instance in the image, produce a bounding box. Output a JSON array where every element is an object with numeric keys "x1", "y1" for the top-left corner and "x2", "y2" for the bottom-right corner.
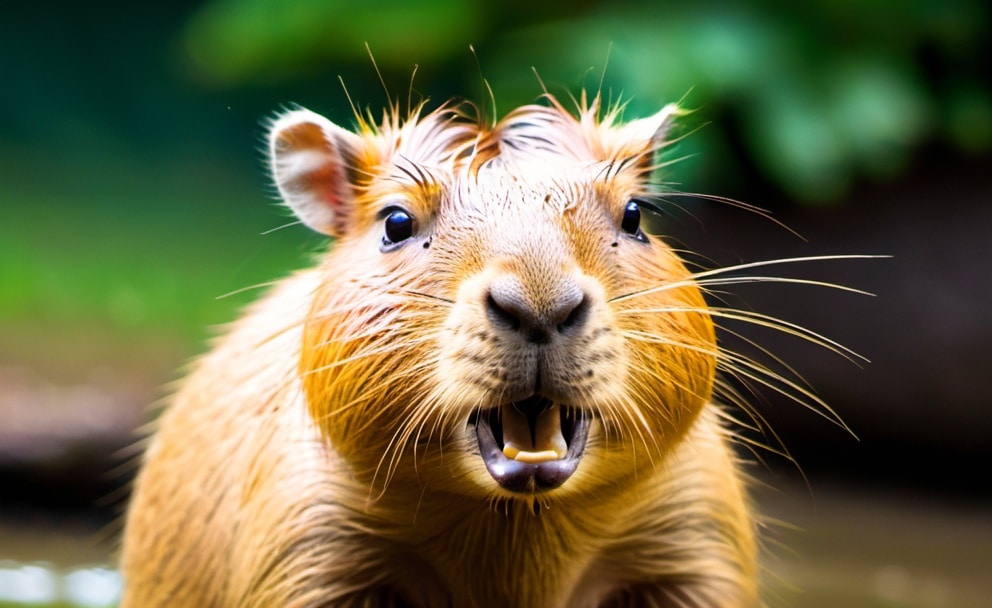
[{"x1": 120, "y1": 94, "x2": 759, "y2": 607}]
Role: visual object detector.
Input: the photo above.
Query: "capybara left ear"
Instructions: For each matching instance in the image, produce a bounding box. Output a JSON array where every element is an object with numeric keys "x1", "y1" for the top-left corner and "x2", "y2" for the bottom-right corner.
[
  {"x1": 617, "y1": 103, "x2": 684, "y2": 173},
  {"x1": 269, "y1": 109, "x2": 363, "y2": 237}
]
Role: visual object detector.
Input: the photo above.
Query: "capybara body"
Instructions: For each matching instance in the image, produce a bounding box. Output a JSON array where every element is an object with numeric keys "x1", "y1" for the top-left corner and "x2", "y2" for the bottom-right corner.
[{"x1": 121, "y1": 95, "x2": 758, "y2": 607}]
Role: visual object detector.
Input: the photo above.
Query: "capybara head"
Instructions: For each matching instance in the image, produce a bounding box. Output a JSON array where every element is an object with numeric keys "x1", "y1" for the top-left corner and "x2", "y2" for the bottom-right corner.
[{"x1": 268, "y1": 96, "x2": 716, "y2": 503}]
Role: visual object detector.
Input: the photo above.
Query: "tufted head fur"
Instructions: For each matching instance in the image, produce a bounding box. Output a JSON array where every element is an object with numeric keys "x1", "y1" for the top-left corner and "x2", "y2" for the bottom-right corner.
[{"x1": 267, "y1": 94, "x2": 718, "y2": 507}]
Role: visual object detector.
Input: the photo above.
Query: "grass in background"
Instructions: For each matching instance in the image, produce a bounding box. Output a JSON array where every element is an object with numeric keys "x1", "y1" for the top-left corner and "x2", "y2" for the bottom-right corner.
[
  {"x1": 0, "y1": 147, "x2": 324, "y2": 381},
  {"x1": 0, "y1": 148, "x2": 319, "y2": 608}
]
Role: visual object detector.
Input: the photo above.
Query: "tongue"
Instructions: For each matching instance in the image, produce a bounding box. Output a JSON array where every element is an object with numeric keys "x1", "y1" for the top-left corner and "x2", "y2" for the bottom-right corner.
[{"x1": 501, "y1": 403, "x2": 567, "y2": 464}]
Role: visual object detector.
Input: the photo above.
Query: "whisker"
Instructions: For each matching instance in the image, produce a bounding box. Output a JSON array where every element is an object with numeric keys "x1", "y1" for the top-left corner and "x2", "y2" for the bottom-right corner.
[
  {"x1": 696, "y1": 276, "x2": 875, "y2": 297},
  {"x1": 710, "y1": 321, "x2": 817, "y2": 393},
  {"x1": 691, "y1": 254, "x2": 888, "y2": 281},
  {"x1": 625, "y1": 322, "x2": 844, "y2": 430},
  {"x1": 622, "y1": 306, "x2": 856, "y2": 436},
  {"x1": 620, "y1": 305, "x2": 865, "y2": 365},
  {"x1": 622, "y1": 328, "x2": 721, "y2": 359},
  {"x1": 709, "y1": 305, "x2": 864, "y2": 364},
  {"x1": 713, "y1": 391, "x2": 804, "y2": 482},
  {"x1": 300, "y1": 340, "x2": 425, "y2": 378},
  {"x1": 401, "y1": 290, "x2": 456, "y2": 305},
  {"x1": 216, "y1": 280, "x2": 284, "y2": 301},
  {"x1": 259, "y1": 219, "x2": 305, "y2": 235},
  {"x1": 658, "y1": 190, "x2": 802, "y2": 239},
  {"x1": 371, "y1": 380, "x2": 451, "y2": 500},
  {"x1": 715, "y1": 350, "x2": 853, "y2": 435},
  {"x1": 609, "y1": 255, "x2": 887, "y2": 304}
]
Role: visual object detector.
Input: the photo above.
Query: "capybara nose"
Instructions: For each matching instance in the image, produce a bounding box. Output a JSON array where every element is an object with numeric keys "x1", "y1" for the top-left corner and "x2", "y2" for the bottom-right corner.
[{"x1": 485, "y1": 274, "x2": 589, "y2": 345}]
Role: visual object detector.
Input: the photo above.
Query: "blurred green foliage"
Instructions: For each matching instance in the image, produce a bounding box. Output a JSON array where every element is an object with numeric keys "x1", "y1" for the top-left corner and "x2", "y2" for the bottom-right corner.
[
  {"x1": 0, "y1": 0, "x2": 989, "y2": 362},
  {"x1": 0, "y1": 7, "x2": 988, "y2": 604},
  {"x1": 179, "y1": 0, "x2": 991, "y2": 203},
  {"x1": 0, "y1": 148, "x2": 322, "y2": 362}
]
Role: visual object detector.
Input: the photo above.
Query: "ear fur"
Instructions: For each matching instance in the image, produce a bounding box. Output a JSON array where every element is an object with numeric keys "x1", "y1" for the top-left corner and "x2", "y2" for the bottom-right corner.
[
  {"x1": 618, "y1": 103, "x2": 683, "y2": 168},
  {"x1": 268, "y1": 108, "x2": 363, "y2": 237}
]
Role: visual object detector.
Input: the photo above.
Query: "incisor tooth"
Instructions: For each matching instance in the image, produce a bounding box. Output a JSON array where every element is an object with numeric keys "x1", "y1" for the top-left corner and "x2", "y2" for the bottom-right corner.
[
  {"x1": 504, "y1": 448, "x2": 560, "y2": 463},
  {"x1": 501, "y1": 404, "x2": 533, "y2": 453},
  {"x1": 500, "y1": 403, "x2": 568, "y2": 462},
  {"x1": 534, "y1": 404, "x2": 567, "y2": 456}
]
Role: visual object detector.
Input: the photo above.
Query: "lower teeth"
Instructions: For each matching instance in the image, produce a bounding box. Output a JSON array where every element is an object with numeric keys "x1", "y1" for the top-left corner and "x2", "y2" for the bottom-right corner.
[{"x1": 502, "y1": 445, "x2": 563, "y2": 463}]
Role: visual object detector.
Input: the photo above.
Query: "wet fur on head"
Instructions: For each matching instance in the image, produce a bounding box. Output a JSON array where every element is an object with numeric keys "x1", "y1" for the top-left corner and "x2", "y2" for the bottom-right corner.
[
  {"x1": 271, "y1": 93, "x2": 710, "y2": 498},
  {"x1": 120, "y1": 87, "x2": 874, "y2": 607}
]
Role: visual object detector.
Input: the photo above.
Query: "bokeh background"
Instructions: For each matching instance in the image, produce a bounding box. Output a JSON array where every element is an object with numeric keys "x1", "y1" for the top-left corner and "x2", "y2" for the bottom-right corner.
[{"x1": 1, "y1": 1, "x2": 990, "y2": 606}]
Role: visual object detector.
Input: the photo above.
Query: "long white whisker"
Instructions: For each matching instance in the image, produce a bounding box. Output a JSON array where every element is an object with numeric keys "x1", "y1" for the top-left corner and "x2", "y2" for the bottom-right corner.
[
  {"x1": 696, "y1": 276, "x2": 875, "y2": 296},
  {"x1": 623, "y1": 328, "x2": 846, "y2": 431},
  {"x1": 691, "y1": 254, "x2": 888, "y2": 281},
  {"x1": 215, "y1": 280, "x2": 284, "y2": 301},
  {"x1": 610, "y1": 255, "x2": 887, "y2": 304},
  {"x1": 711, "y1": 321, "x2": 817, "y2": 393},
  {"x1": 715, "y1": 351, "x2": 853, "y2": 435},
  {"x1": 621, "y1": 305, "x2": 866, "y2": 365},
  {"x1": 622, "y1": 329, "x2": 720, "y2": 358}
]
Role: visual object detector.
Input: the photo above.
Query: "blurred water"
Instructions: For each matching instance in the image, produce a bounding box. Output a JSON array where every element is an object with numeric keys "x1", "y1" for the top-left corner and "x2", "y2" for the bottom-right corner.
[
  {"x1": 0, "y1": 561, "x2": 120, "y2": 607},
  {"x1": 1, "y1": 479, "x2": 990, "y2": 608}
]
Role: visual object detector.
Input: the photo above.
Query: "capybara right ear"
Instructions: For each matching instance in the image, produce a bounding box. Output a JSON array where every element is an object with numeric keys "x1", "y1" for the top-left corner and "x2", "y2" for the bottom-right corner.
[{"x1": 268, "y1": 109, "x2": 363, "y2": 237}]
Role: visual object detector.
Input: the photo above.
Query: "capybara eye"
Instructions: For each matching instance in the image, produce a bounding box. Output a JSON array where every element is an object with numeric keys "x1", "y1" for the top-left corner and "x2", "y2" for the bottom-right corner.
[
  {"x1": 383, "y1": 208, "x2": 416, "y2": 247},
  {"x1": 621, "y1": 199, "x2": 643, "y2": 238}
]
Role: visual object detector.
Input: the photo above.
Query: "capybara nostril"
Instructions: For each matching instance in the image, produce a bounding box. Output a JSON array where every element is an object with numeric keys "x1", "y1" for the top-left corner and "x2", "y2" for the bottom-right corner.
[{"x1": 486, "y1": 275, "x2": 587, "y2": 344}]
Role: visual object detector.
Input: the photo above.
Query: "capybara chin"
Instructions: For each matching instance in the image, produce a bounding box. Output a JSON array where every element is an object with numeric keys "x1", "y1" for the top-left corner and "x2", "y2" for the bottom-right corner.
[{"x1": 121, "y1": 94, "x2": 761, "y2": 607}]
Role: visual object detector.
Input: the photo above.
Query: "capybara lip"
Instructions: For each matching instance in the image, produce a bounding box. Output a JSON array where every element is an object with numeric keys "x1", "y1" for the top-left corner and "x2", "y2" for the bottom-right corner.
[{"x1": 472, "y1": 396, "x2": 590, "y2": 493}]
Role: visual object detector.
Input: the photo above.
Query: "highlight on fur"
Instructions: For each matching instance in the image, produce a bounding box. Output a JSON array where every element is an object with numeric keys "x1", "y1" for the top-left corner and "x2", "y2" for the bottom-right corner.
[{"x1": 119, "y1": 90, "x2": 868, "y2": 608}]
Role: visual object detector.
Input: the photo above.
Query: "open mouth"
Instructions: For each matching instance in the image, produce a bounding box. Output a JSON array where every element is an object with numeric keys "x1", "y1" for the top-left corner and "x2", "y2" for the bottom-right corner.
[{"x1": 472, "y1": 395, "x2": 590, "y2": 493}]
